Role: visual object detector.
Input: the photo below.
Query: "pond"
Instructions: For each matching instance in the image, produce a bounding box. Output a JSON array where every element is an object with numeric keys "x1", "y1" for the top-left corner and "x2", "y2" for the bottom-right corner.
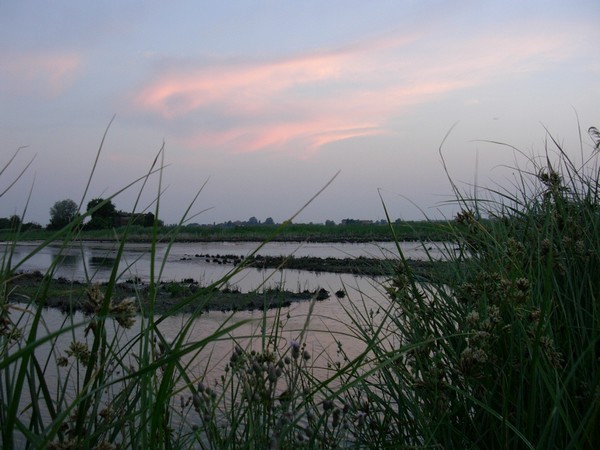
[
  {"x1": 9, "y1": 283, "x2": 390, "y2": 447},
  {"x1": 3, "y1": 240, "x2": 437, "y2": 376},
  {"x1": 5, "y1": 240, "x2": 438, "y2": 446},
  {"x1": 5, "y1": 240, "x2": 444, "y2": 292}
]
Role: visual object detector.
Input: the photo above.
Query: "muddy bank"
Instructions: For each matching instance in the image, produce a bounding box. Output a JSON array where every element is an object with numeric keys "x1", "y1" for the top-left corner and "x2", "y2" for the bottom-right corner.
[
  {"x1": 6, "y1": 272, "x2": 341, "y2": 315},
  {"x1": 5, "y1": 253, "x2": 451, "y2": 316},
  {"x1": 181, "y1": 252, "x2": 451, "y2": 279}
]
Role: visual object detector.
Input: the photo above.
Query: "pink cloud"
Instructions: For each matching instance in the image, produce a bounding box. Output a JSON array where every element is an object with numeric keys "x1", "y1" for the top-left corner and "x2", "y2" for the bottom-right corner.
[
  {"x1": 181, "y1": 116, "x2": 384, "y2": 157},
  {"x1": 132, "y1": 26, "x2": 577, "y2": 156},
  {"x1": 136, "y1": 52, "x2": 348, "y2": 118},
  {"x1": 2, "y1": 51, "x2": 82, "y2": 97}
]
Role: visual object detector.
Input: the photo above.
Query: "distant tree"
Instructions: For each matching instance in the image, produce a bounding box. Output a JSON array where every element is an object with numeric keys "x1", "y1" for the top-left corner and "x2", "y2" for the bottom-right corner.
[
  {"x1": 0, "y1": 217, "x2": 12, "y2": 229},
  {"x1": 22, "y1": 221, "x2": 42, "y2": 231},
  {"x1": 247, "y1": 216, "x2": 258, "y2": 225},
  {"x1": 325, "y1": 219, "x2": 336, "y2": 226},
  {"x1": 142, "y1": 212, "x2": 158, "y2": 227},
  {"x1": 9, "y1": 215, "x2": 21, "y2": 228},
  {"x1": 264, "y1": 217, "x2": 275, "y2": 225},
  {"x1": 86, "y1": 198, "x2": 117, "y2": 229},
  {"x1": 48, "y1": 199, "x2": 79, "y2": 230},
  {"x1": 0, "y1": 215, "x2": 40, "y2": 231}
]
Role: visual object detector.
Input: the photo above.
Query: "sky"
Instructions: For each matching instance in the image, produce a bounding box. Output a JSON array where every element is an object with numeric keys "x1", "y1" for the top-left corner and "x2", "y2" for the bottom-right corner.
[{"x1": 1, "y1": 1, "x2": 599, "y2": 226}]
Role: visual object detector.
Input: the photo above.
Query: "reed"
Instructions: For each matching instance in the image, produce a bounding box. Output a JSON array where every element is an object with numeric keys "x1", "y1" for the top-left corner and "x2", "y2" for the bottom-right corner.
[{"x1": 337, "y1": 126, "x2": 600, "y2": 448}]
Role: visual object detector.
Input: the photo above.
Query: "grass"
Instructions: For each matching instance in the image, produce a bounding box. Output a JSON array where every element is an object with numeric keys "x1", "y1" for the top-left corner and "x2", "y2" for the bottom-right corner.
[
  {"x1": 6, "y1": 272, "x2": 331, "y2": 314},
  {"x1": 334, "y1": 126, "x2": 600, "y2": 448},
  {"x1": 1, "y1": 125, "x2": 599, "y2": 448},
  {"x1": 0, "y1": 221, "x2": 454, "y2": 244}
]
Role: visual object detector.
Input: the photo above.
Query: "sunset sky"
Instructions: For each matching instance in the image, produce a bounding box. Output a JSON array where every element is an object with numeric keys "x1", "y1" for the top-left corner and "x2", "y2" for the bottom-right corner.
[{"x1": 1, "y1": 1, "x2": 599, "y2": 226}]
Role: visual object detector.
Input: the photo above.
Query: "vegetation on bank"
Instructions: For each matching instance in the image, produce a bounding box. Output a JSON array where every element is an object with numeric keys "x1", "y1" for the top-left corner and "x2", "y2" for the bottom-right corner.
[
  {"x1": 0, "y1": 219, "x2": 454, "y2": 243},
  {"x1": 5, "y1": 255, "x2": 452, "y2": 315},
  {"x1": 226, "y1": 253, "x2": 452, "y2": 278},
  {"x1": 1, "y1": 126, "x2": 599, "y2": 448},
  {"x1": 6, "y1": 272, "x2": 334, "y2": 314},
  {"x1": 343, "y1": 131, "x2": 600, "y2": 448}
]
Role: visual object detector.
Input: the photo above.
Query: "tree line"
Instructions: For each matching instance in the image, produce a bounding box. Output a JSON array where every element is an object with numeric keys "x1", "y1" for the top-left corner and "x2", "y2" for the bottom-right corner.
[
  {"x1": 0, "y1": 198, "x2": 160, "y2": 232},
  {"x1": 47, "y1": 198, "x2": 161, "y2": 230},
  {"x1": 2, "y1": 199, "x2": 406, "y2": 233}
]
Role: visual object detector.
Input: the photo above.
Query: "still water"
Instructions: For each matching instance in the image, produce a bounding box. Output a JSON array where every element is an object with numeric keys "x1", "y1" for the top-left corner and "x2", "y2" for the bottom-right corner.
[
  {"x1": 7, "y1": 240, "x2": 433, "y2": 445},
  {"x1": 4, "y1": 240, "x2": 436, "y2": 375},
  {"x1": 10, "y1": 285, "x2": 388, "y2": 447},
  {"x1": 6, "y1": 240, "x2": 442, "y2": 293}
]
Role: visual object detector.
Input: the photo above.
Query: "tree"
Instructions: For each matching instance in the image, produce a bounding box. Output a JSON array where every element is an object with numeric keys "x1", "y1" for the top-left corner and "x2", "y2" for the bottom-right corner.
[
  {"x1": 48, "y1": 199, "x2": 78, "y2": 230},
  {"x1": 247, "y1": 216, "x2": 258, "y2": 225},
  {"x1": 9, "y1": 215, "x2": 21, "y2": 228},
  {"x1": 86, "y1": 198, "x2": 117, "y2": 230},
  {"x1": 140, "y1": 212, "x2": 162, "y2": 227},
  {"x1": 0, "y1": 217, "x2": 12, "y2": 229},
  {"x1": 141, "y1": 212, "x2": 154, "y2": 227},
  {"x1": 22, "y1": 221, "x2": 42, "y2": 231},
  {"x1": 264, "y1": 217, "x2": 275, "y2": 225}
]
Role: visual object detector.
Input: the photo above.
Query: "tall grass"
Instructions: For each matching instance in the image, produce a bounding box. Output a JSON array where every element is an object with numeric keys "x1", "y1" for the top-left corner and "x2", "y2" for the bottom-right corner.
[
  {"x1": 2, "y1": 125, "x2": 599, "y2": 449},
  {"x1": 0, "y1": 133, "x2": 351, "y2": 449},
  {"x1": 0, "y1": 138, "x2": 259, "y2": 448},
  {"x1": 337, "y1": 126, "x2": 600, "y2": 448}
]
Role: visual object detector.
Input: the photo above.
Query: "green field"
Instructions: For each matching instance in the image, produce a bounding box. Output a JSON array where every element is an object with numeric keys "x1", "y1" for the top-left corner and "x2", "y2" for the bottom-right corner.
[{"x1": 0, "y1": 220, "x2": 454, "y2": 243}]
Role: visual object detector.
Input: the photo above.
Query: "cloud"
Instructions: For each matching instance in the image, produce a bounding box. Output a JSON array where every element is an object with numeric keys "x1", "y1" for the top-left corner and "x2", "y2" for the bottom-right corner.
[
  {"x1": 181, "y1": 120, "x2": 383, "y2": 155},
  {"x1": 131, "y1": 25, "x2": 579, "y2": 156},
  {"x1": 1, "y1": 51, "x2": 82, "y2": 97},
  {"x1": 135, "y1": 51, "x2": 349, "y2": 118}
]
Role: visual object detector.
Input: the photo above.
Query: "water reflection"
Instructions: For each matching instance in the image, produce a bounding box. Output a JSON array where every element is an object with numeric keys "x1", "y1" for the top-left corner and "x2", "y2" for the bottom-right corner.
[
  {"x1": 11, "y1": 280, "x2": 383, "y2": 382},
  {"x1": 89, "y1": 255, "x2": 118, "y2": 269},
  {"x1": 7, "y1": 240, "x2": 443, "y2": 293},
  {"x1": 8, "y1": 280, "x2": 386, "y2": 444},
  {"x1": 52, "y1": 252, "x2": 80, "y2": 268}
]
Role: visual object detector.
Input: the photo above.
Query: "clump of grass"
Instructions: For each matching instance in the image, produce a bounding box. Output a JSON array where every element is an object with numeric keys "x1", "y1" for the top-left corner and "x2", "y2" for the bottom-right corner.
[
  {"x1": 187, "y1": 331, "x2": 352, "y2": 448},
  {"x1": 339, "y1": 126, "x2": 600, "y2": 448}
]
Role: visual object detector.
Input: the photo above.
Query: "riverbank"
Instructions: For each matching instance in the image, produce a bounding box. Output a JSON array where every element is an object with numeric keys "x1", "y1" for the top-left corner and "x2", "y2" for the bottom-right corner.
[
  {"x1": 7, "y1": 271, "x2": 339, "y2": 315},
  {"x1": 7, "y1": 251, "x2": 452, "y2": 314},
  {"x1": 190, "y1": 252, "x2": 452, "y2": 278}
]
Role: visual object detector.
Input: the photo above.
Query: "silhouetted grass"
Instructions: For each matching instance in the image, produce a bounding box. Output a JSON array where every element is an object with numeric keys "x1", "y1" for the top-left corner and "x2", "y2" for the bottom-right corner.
[{"x1": 336, "y1": 126, "x2": 600, "y2": 448}]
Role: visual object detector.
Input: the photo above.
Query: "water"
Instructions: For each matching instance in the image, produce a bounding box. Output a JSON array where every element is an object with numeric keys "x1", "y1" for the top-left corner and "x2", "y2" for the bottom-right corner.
[
  {"x1": 5, "y1": 240, "x2": 443, "y2": 292},
  {"x1": 7, "y1": 276, "x2": 389, "y2": 447},
  {"x1": 3, "y1": 239, "x2": 445, "y2": 372},
  {"x1": 4, "y1": 240, "x2": 440, "y2": 446},
  {"x1": 13, "y1": 278, "x2": 383, "y2": 379},
  {"x1": 4, "y1": 239, "x2": 443, "y2": 367}
]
